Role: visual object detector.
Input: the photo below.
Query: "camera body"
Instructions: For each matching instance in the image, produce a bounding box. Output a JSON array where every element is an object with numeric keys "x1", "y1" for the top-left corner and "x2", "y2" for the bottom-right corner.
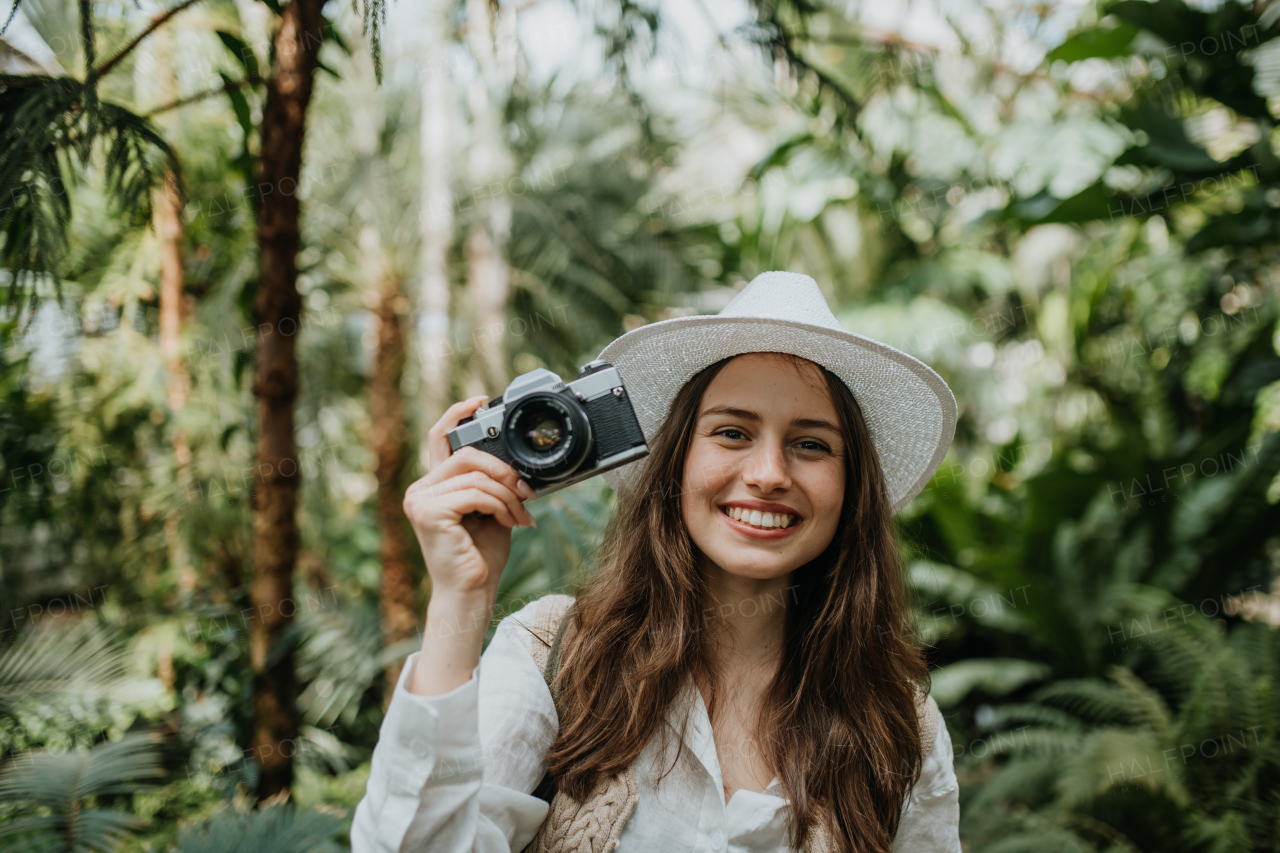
[{"x1": 446, "y1": 360, "x2": 648, "y2": 497}]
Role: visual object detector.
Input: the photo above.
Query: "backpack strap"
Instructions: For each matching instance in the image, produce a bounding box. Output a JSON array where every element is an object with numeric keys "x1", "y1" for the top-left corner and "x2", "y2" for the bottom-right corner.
[
  {"x1": 918, "y1": 692, "x2": 940, "y2": 753},
  {"x1": 529, "y1": 594, "x2": 575, "y2": 681},
  {"x1": 527, "y1": 594, "x2": 575, "y2": 806}
]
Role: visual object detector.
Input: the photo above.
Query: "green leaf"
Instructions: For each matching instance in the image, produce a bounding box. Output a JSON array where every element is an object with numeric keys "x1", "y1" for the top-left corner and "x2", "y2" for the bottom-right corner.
[
  {"x1": 1107, "y1": 0, "x2": 1207, "y2": 48},
  {"x1": 1048, "y1": 22, "x2": 1139, "y2": 63},
  {"x1": 219, "y1": 72, "x2": 253, "y2": 138},
  {"x1": 1186, "y1": 206, "x2": 1279, "y2": 253},
  {"x1": 931, "y1": 659, "x2": 1053, "y2": 707},
  {"x1": 322, "y1": 16, "x2": 351, "y2": 55},
  {"x1": 175, "y1": 803, "x2": 345, "y2": 853},
  {"x1": 1011, "y1": 183, "x2": 1118, "y2": 226},
  {"x1": 216, "y1": 30, "x2": 260, "y2": 80},
  {"x1": 1116, "y1": 98, "x2": 1221, "y2": 173}
]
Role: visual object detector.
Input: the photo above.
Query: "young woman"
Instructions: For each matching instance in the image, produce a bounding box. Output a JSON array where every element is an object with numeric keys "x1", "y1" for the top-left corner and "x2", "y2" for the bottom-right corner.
[{"x1": 352, "y1": 272, "x2": 960, "y2": 853}]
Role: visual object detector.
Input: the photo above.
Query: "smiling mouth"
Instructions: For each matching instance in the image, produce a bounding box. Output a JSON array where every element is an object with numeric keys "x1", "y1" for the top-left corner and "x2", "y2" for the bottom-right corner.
[{"x1": 720, "y1": 505, "x2": 798, "y2": 530}]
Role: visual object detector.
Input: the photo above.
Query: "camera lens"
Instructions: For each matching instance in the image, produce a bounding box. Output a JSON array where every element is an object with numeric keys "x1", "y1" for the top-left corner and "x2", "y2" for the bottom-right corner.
[
  {"x1": 524, "y1": 415, "x2": 564, "y2": 451},
  {"x1": 503, "y1": 393, "x2": 592, "y2": 481}
]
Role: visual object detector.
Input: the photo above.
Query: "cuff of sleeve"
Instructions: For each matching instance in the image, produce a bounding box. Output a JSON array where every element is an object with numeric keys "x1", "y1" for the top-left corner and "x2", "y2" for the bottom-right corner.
[{"x1": 381, "y1": 651, "x2": 483, "y2": 792}]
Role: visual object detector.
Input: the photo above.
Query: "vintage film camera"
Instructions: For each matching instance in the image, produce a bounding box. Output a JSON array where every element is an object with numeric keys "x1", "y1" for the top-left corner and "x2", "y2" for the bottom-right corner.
[{"x1": 446, "y1": 360, "x2": 648, "y2": 497}]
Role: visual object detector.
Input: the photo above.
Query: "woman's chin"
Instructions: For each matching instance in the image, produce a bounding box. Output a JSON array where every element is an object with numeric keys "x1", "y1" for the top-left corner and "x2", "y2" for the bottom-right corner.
[{"x1": 702, "y1": 549, "x2": 797, "y2": 582}]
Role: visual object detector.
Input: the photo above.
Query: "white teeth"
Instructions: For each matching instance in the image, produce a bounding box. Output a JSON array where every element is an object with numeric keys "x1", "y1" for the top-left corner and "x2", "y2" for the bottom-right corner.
[{"x1": 722, "y1": 507, "x2": 794, "y2": 529}]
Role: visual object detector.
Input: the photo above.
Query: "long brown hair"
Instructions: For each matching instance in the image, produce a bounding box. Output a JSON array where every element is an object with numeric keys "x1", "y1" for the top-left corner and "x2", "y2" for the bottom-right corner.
[{"x1": 542, "y1": 352, "x2": 929, "y2": 853}]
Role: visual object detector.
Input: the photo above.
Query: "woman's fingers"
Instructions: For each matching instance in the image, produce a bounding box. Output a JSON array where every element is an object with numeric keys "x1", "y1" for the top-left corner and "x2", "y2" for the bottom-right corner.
[
  {"x1": 437, "y1": 487, "x2": 521, "y2": 529},
  {"x1": 405, "y1": 477, "x2": 518, "y2": 529},
  {"x1": 426, "y1": 397, "x2": 488, "y2": 471},
  {"x1": 407, "y1": 454, "x2": 535, "y2": 527},
  {"x1": 430, "y1": 447, "x2": 536, "y2": 507},
  {"x1": 443, "y1": 466, "x2": 536, "y2": 528}
]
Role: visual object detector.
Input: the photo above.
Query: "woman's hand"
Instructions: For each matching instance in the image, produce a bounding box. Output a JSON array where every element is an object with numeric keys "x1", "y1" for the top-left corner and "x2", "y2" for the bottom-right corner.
[
  {"x1": 405, "y1": 396, "x2": 538, "y2": 696},
  {"x1": 405, "y1": 396, "x2": 538, "y2": 600}
]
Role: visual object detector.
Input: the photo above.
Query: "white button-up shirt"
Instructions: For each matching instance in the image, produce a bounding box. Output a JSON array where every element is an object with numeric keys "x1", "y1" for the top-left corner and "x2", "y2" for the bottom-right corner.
[{"x1": 352, "y1": 596, "x2": 961, "y2": 852}]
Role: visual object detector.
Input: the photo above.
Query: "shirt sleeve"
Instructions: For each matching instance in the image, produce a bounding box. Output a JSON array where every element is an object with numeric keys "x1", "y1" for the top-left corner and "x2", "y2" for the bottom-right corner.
[
  {"x1": 892, "y1": 701, "x2": 961, "y2": 853},
  {"x1": 350, "y1": 598, "x2": 558, "y2": 853}
]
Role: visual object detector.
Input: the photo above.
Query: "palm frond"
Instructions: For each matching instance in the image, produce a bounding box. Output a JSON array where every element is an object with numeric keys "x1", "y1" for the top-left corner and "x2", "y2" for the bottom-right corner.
[
  {"x1": 0, "y1": 731, "x2": 163, "y2": 852},
  {"x1": 293, "y1": 599, "x2": 416, "y2": 731},
  {"x1": 0, "y1": 619, "x2": 125, "y2": 710},
  {"x1": 174, "y1": 803, "x2": 346, "y2": 853},
  {"x1": 0, "y1": 73, "x2": 178, "y2": 311}
]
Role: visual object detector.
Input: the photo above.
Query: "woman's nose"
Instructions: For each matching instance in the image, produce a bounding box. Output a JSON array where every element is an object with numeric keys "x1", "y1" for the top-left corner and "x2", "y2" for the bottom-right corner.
[{"x1": 739, "y1": 441, "x2": 792, "y2": 493}]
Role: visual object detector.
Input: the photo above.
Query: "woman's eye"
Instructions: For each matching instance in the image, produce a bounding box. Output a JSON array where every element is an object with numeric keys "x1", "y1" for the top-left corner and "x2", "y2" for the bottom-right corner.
[
  {"x1": 796, "y1": 440, "x2": 830, "y2": 453},
  {"x1": 715, "y1": 429, "x2": 747, "y2": 440}
]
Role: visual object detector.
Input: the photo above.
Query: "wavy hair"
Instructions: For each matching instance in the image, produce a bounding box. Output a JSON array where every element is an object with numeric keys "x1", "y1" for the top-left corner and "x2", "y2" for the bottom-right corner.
[{"x1": 543, "y1": 353, "x2": 929, "y2": 853}]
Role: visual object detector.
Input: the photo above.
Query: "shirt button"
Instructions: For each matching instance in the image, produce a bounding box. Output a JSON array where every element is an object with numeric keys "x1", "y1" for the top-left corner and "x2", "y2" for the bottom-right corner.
[{"x1": 710, "y1": 831, "x2": 726, "y2": 850}]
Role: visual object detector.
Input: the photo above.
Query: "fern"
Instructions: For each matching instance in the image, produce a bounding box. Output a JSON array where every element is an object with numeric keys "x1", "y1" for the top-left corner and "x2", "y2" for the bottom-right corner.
[
  {"x1": 964, "y1": 620, "x2": 1280, "y2": 852},
  {"x1": 1030, "y1": 679, "x2": 1134, "y2": 726}
]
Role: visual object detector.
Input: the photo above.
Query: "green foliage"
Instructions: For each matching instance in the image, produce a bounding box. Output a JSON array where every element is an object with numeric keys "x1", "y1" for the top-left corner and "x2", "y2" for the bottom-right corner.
[
  {"x1": 173, "y1": 803, "x2": 346, "y2": 853},
  {"x1": 0, "y1": 74, "x2": 178, "y2": 303},
  {"x1": 0, "y1": 731, "x2": 165, "y2": 853},
  {"x1": 961, "y1": 621, "x2": 1280, "y2": 851},
  {"x1": 4, "y1": 0, "x2": 1280, "y2": 844},
  {"x1": 2, "y1": 626, "x2": 168, "y2": 756}
]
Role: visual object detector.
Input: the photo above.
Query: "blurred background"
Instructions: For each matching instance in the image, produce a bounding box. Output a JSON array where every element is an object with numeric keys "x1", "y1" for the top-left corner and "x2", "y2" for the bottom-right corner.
[{"x1": 2, "y1": 0, "x2": 1280, "y2": 848}]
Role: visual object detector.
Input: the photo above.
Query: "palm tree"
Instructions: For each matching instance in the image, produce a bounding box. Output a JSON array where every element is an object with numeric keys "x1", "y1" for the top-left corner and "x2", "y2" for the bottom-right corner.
[
  {"x1": 0, "y1": 0, "x2": 190, "y2": 309},
  {"x1": 0, "y1": 621, "x2": 162, "y2": 851},
  {"x1": 414, "y1": 0, "x2": 456, "y2": 463},
  {"x1": 3, "y1": 0, "x2": 396, "y2": 799},
  {"x1": 244, "y1": 0, "x2": 329, "y2": 799},
  {"x1": 0, "y1": 732, "x2": 165, "y2": 852}
]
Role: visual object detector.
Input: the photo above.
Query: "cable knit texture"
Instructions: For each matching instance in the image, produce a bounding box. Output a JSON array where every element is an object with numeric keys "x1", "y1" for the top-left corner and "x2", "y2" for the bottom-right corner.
[
  {"x1": 522, "y1": 594, "x2": 938, "y2": 853},
  {"x1": 525, "y1": 594, "x2": 638, "y2": 853}
]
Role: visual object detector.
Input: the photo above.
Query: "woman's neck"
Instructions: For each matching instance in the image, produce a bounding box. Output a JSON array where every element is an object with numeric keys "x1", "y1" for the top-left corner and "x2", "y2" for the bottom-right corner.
[{"x1": 698, "y1": 557, "x2": 794, "y2": 671}]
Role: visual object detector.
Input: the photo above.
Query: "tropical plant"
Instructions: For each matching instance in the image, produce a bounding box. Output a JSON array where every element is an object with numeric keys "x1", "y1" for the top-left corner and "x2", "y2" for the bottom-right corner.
[
  {"x1": 173, "y1": 802, "x2": 346, "y2": 853},
  {"x1": 960, "y1": 617, "x2": 1280, "y2": 851},
  {"x1": 0, "y1": 731, "x2": 165, "y2": 852},
  {"x1": 0, "y1": 0, "x2": 187, "y2": 302}
]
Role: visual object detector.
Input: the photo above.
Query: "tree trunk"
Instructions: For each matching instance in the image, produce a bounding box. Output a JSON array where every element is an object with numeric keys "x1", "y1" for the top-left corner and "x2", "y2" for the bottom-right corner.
[
  {"x1": 461, "y1": 0, "x2": 515, "y2": 398},
  {"x1": 150, "y1": 27, "x2": 195, "y2": 600},
  {"x1": 464, "y1": 216, "x2": 510, "y2": 396},
  {"x1": 362, "y1": 227, "x2": 416, "y2": 693},
  {"x1": 156, "y1": 170, "x2": 194, "y2": 599},
  {"x1": 417, "y1": 0, "x2": 456, "y2": 472},
  {"x1": 249, "y1": 0, "x2": 324, "y2": 800}
]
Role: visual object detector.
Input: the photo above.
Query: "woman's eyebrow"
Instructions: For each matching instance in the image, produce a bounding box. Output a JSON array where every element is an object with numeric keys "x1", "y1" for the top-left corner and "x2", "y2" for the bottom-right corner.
[{"x1": 698, "y1": 404, "x2": 841, "y2": 434}]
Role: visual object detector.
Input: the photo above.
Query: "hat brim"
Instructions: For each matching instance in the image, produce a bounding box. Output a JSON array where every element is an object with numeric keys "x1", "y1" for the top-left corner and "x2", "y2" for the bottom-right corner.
[{"x1": 597, "y1": 316, "x2": 957, "y2": 514}]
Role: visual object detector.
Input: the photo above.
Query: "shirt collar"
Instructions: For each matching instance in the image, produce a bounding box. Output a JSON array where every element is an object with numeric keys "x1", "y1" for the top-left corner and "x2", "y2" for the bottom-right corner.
[{"x1": 663, "y1": 672, "x2": 785, "y2": 803}]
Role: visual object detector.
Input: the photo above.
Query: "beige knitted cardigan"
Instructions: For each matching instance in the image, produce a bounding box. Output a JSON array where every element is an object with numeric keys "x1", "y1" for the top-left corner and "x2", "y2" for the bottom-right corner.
[{"x1": 521, "y1": 594, "x2": 939, "y2": 853}]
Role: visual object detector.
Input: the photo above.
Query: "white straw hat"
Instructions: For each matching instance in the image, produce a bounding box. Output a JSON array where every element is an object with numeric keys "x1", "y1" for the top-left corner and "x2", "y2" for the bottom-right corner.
[{"x1": 597, "y1": 271, "x2": 957, "y2": 514}]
